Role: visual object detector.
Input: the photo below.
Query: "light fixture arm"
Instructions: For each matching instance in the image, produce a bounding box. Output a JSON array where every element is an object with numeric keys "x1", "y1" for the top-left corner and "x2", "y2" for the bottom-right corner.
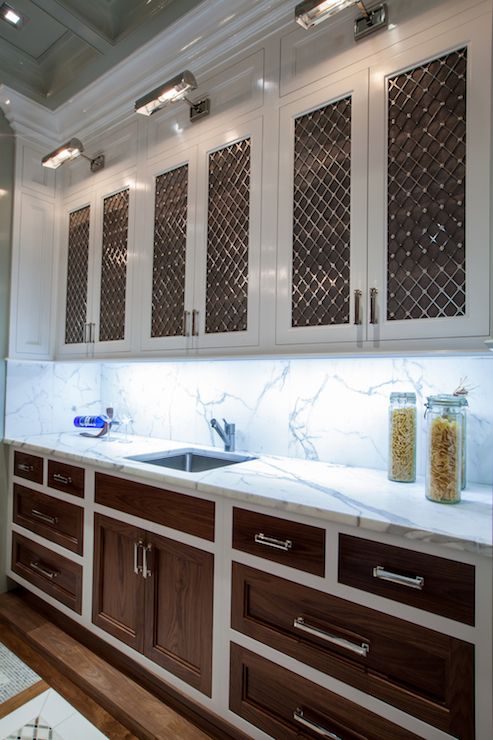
[
  {"x1": 80, "y1": 152, "x2": 105, "y2": 173},
  {"x1": 355, "y1": 1, "x2": 369, "y2": 19}
]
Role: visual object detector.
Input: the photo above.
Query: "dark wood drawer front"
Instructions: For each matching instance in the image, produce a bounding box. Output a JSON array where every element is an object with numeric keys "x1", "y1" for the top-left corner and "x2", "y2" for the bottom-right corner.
[
  {"x1": 13, "y1": 451, "x2": 43, "y2": 484},
  {"x1": 95, "y1": 473, "x2": 215, "y2": 541},
  {"x1": 12, "y1": 533, "x2": 82, "y2": 613},
  {"x1": 338, "y1": 534, "x2": 475, "y2": 625},
  {"x1": 232, "y1": 507, "x2": 325, "y2": 576},
  {"x1": 230, "y1": 644, "x2": 420, "y2": 740},
  {"x1": 232, "y1": 563, "x2": 474, "y2": 739},
  {"x1": 13, "y1": 484, "x2": 83, "y2": 555},
  {"x1": 47, "y1": 460, "x2": 85, "y2": 498}
]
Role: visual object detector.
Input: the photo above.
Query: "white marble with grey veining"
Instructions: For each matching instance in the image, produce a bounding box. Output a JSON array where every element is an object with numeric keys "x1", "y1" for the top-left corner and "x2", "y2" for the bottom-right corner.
[
  {"x1": 6, "y1": 355, "x2": 493, "y2": 484},
  {"x1": 5, "y1": 431, "x2": 492, "y2": 557}
]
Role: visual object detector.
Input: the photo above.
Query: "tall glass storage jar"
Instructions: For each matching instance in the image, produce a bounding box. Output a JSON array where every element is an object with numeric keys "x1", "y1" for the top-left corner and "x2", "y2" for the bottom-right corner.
[
  {"x1": 425, "y1": 395, "x2": 464, "y2": 504},
  {"x1": 388, "y1": 392, "x2": 416, "y2": 482}
]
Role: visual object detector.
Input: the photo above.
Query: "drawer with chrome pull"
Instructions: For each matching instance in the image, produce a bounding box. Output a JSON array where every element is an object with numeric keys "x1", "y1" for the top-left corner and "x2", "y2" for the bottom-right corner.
[
  {"x1": 13, "y1": 451, "x2": 43, "y2": 484},
  {"x1": 338, "y1": 533, "x2": 475, "y2": 625},
  {"x1": 47, "y1": 460, "x2": 85, "y2": 498},
  {"x1": 13, "y1": 484, "x2": 83, "y2": 554},
  {"x1": 231, "y1": 562, "x2": 474, "y2": 738},
  {"x1": 11, "y1": 532, "x2": 82, "y2": 613},
  {"x1": 232, "y1": 507, "x2": 325, "y2": 576},
  {"x1": 230, "y1": 643, "x2": 420, "y2": 740}
]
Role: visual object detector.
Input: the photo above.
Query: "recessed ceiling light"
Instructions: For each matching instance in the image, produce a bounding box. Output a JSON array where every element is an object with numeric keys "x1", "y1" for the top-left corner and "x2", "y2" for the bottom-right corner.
[{"x1": 0, "y1": 3, "x2": 27, "y2": 28}]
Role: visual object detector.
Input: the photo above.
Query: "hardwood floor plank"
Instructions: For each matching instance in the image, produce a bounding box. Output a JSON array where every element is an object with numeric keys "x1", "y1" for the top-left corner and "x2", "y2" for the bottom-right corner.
[{"x1": 0, "y1": 680, "x2": 48, "y2": 719}]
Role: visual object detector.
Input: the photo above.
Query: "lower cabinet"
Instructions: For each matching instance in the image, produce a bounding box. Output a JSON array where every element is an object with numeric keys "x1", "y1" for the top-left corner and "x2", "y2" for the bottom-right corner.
[
  {"x1": 231, "y1": 562, "x2": 475, "y2": 739},
  {"x1": 230, "y1": 643, "x2": 420, "y2": 740},
  {"x1": 92, "y1": 514, "x2": 214, "y2": 695}
]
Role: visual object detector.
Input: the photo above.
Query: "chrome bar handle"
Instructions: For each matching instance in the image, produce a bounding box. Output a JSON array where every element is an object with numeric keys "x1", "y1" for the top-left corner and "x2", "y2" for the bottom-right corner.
[
  {"x1": 142, "y1": 543, "x2": 152, "y2": 578},
  {"x1": 254, "y1": 533, "x2": 292, "y2": 551},
  {"x1": 192, "y1": 309, "x2": 199, "y2": 337},
  {"x1": 30, "y1": 560, "x2": 60, "y2": 580},
  {"x1": 133, "y1": 541, "x2": 143, "y2": 575},
  {"x1": 183, "y1": 310, "x2": 191, "y2": 337},
  {"x1": 354, "y1": 289, "x2": 362, "y2": 325},
  {"x1": 83, "y1": 322, "x2": 90, "y2": 343},
  {"x1": 293, "y1": 617, "x2": 369, "y2": 657},
  {"x1": 293, "y1": 708, "x2": 342, "y2": 740},
  {"x1": 373, "y1": 565, "x2": 424, "y2": 590},
  {"x1": 369, "y1": 287, "x2": 378, "y2": 324},
  {"x1": 53, "y1": 473, "x2": 72, "y2": 485},
  {"x1": 17, "y1": 463, "x2": 34, "y2": 473},
  {"x1": 90, "y1": 322, "x2": 96, "y2": 343},
  {"x1": 31, "y1": 509, "x2": 58, "y2": 526}
]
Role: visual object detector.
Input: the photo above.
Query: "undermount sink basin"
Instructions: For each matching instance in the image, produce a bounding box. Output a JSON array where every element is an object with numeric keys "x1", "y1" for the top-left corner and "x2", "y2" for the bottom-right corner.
[{"x1": 126, "y1": 448, "x2": 255, "y2": 473}]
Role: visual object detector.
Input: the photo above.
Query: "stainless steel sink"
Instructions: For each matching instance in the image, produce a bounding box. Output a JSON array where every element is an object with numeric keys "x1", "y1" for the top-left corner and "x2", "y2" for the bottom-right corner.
[{"x1": 125, "y1": 448, "x2": 255, "y2": 473}]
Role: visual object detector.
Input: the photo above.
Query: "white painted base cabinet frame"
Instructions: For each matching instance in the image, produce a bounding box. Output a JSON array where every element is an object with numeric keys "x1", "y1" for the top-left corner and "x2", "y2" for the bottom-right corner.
[{"x1": 5, "y1": 447, "x2": 493, "y2": 739}]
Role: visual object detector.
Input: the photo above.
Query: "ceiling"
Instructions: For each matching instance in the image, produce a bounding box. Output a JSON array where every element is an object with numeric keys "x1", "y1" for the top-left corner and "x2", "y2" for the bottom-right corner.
[{"x1": 0, "y1": 0, "x2": 206, "y2": 109}]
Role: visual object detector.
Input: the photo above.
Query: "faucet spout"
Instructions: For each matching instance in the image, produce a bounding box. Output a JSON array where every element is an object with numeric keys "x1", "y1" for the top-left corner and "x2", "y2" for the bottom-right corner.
[{"x1": 210, "y1": 417, "x2": 235, "y2": 452}]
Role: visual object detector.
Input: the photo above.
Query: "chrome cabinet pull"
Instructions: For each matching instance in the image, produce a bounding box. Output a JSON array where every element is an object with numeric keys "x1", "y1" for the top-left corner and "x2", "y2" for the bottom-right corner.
[
  {"x1": 293, "y1": 617, "x2": 369, "y2": 657},
  {"x1": 293, "y1": 708, "x2": 342, "y2": 739},
  {"x1": 83, "y1": 322, "x2": 90, "y2": 343},
  {"x1": 192, "y1": 309, "x2": 199, "y2": 337},
  {"x1": 373, "y1": 565, "x2": 424, "y2": 590},
  {"x1": 369, "y1": 287, "x2": 378, "y2": 324},
  {"x1": 254, "y1": 533, "x2": 292, "y2": 551},
  {"x1": 53, "y1": 473, "x2": 72, "y2": 485},
  {"x1": 133, "y1": 541, "x2": 143, "y2": 575},
  {"x1": 354, "y1": 289, "x2": 362, "y2": 325},
  {"x1": 31, "y1": 509, "x2": 58, "y2": 526},
  {"x1": 183, "y1": 310, "x2": 191, "y2": 337},
  {"x1": 29, "y1": 560, "x2": 60, "y2": 580},
  {"x1": 17, "y1": 463, "x2": 34, "y2": 473},
  {"x1": 90, "y1": 322, "x2": 96, "y2": 343},
  {"x1": 142, "y1": 543, "x2": 152, "y2": 578}
]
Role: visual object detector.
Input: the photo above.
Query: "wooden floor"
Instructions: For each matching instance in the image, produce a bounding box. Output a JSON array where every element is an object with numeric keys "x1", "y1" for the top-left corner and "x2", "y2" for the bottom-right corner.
[{"x1": 0, "y1": 591, "x2": 211, "y2": 740}]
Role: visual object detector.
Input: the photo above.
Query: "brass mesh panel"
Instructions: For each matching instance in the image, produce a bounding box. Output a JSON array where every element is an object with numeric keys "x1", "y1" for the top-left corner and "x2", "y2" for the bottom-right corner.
[
  {"x1": 387, "y1": 48, "x2": 467, "y2": 320},
  {"x1": 292, "y1": 96, "x2": 351, "y2": 328},
  {"x1": 65, "y1": 206, "x2": 90, "y2": 344},
  {"x1": 151, "y1": 165, "x2": 188, "y2": 338},
  {"x1": 205, "y1": 138, "x2": 250, "y2": 334},
  {"x1": 99, "y1": 189, "x2": 129, "y2": 342}
]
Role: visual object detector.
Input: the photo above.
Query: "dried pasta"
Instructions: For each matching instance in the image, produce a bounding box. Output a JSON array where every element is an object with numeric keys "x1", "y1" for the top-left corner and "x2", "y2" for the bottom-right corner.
[
  {"x1": 427, "y1": 416, "x2": 460, "y2": 503},
  {"x1": 389, "y1": 407, "x2": 416, "y2": 482}
]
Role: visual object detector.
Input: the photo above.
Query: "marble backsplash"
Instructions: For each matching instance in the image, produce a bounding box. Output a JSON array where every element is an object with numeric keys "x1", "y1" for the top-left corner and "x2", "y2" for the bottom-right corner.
[{"x1": 5, "y1": 355, "x2": 493, "y2": 484}]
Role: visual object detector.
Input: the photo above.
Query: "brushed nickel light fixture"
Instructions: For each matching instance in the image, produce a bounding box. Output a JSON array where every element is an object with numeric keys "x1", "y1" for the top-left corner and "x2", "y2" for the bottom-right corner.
[
  {"x1": 41, "y1": 138, "x2": 105, "y2": 172},
  {"x1": 295, "y1": 0, "x2": 388, "y2": 40},
  {"x1": 134, "y1": 70, "x2": 210, "y2": 122}
]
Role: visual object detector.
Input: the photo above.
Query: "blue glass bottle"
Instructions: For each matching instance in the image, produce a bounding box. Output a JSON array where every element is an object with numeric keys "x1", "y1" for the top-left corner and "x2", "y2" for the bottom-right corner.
[{"x1": 73, "y1": 415, "x2": 106, "y2": 429}]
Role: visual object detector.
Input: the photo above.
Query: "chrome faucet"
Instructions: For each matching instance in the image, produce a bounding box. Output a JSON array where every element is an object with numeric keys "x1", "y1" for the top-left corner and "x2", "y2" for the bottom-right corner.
[{"x1": 210, "y1": 418, "x2": 235, "y2": 452}]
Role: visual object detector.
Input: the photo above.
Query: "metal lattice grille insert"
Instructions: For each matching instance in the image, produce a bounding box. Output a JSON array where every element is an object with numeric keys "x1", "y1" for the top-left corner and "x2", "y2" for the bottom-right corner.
[
  {"x1": 65, "y1": 206, "x2": 90, "y2": 344},
  {"x1": 206, "y1": 138, "x2": 250, "y2": 334},
  {"x1": 387, "y1": 48, "x2": 467, "y2": 320},
  {"x1": 99, "y1": 189, "x2": 129, "y2": 342},
  {"x1": 292, "y1": 96, "x2": 352, "y2": 328},
  {"x1": 151, "y1": 165, "x2": 188, "y2": 338}
]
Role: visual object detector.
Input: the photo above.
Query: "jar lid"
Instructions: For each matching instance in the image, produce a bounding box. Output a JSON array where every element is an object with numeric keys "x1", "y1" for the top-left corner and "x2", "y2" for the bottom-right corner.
[
  {"x1": 390, "y1": 391, "x2": 416, "y2": 401},
  {"x1": 426, "y1": 394, "x2": 464, "y2": 407}
]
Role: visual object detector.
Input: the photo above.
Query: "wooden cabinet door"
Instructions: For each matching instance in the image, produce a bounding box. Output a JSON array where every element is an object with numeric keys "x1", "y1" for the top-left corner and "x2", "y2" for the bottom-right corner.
[
  {"x1": 92, "y1": 514, "x2": 145, "y2": 652},
  {"x1": 143, "y1": 531, "x2": 213, "y2": 696}
]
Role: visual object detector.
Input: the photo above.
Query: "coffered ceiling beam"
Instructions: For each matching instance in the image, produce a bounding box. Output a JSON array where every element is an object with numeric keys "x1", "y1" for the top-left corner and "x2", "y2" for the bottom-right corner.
[{"x1": 30, "y1": 0, "x2": 112, "y2": 54}]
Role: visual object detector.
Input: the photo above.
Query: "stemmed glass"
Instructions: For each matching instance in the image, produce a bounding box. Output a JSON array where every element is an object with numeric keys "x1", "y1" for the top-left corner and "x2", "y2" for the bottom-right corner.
[{"x1": 118, "y1": 412, "x2": 133, "y2": 443}]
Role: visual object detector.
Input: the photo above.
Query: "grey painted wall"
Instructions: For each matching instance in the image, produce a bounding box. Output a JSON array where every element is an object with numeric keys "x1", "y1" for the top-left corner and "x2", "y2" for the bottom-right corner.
[{"x1": 0, "y1": 110, "x2": 14, "y2": 593}]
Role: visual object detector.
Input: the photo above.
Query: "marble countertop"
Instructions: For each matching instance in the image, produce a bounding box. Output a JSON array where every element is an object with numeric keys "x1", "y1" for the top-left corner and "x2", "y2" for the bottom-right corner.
[{"x1": 5, "y1": 432, "x2": 492, "y2": 557}]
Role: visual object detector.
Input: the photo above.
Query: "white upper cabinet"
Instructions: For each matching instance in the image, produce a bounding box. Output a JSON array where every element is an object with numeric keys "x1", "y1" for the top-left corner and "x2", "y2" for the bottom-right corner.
[
  {"x1": 276, "y1": 72, "x2": 369, "y2": 346},
  {"x1": 276, "y1": 12, "x2": 491, "y2": 350},
  {"x1": 57, "y1": 170, "x2": 136, "y2": 358},
  {"x1": 140, "y1": 117, "x2": 262, "y2": 354},
  {"x1": 367, "y1": 18, "x2": 491, "y2": 342}
]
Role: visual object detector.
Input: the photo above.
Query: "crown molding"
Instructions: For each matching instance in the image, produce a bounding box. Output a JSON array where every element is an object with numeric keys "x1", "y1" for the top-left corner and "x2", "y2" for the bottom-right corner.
[
  {"x1": 0, "y1": 86, "x2": 60, "y2": 148},
  {"x1": 49, "y1": 0, "x2": 297, "y2": 142}
]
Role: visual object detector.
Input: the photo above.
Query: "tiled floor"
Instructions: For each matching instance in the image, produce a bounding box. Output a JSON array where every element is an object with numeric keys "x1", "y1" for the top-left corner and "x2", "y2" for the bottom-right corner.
[{"x1": 0, "y1": 688, "x2": 108, "y2": 740}]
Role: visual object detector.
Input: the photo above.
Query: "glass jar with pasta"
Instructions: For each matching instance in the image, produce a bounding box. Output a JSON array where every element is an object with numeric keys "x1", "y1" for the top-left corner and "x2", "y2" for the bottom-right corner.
[
  {"x1": 425, "y1": 395, "x2": 464, "y2": 504},
  {"x1": 388, "y1": 392, "x2": 416, "y2": 482}
]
